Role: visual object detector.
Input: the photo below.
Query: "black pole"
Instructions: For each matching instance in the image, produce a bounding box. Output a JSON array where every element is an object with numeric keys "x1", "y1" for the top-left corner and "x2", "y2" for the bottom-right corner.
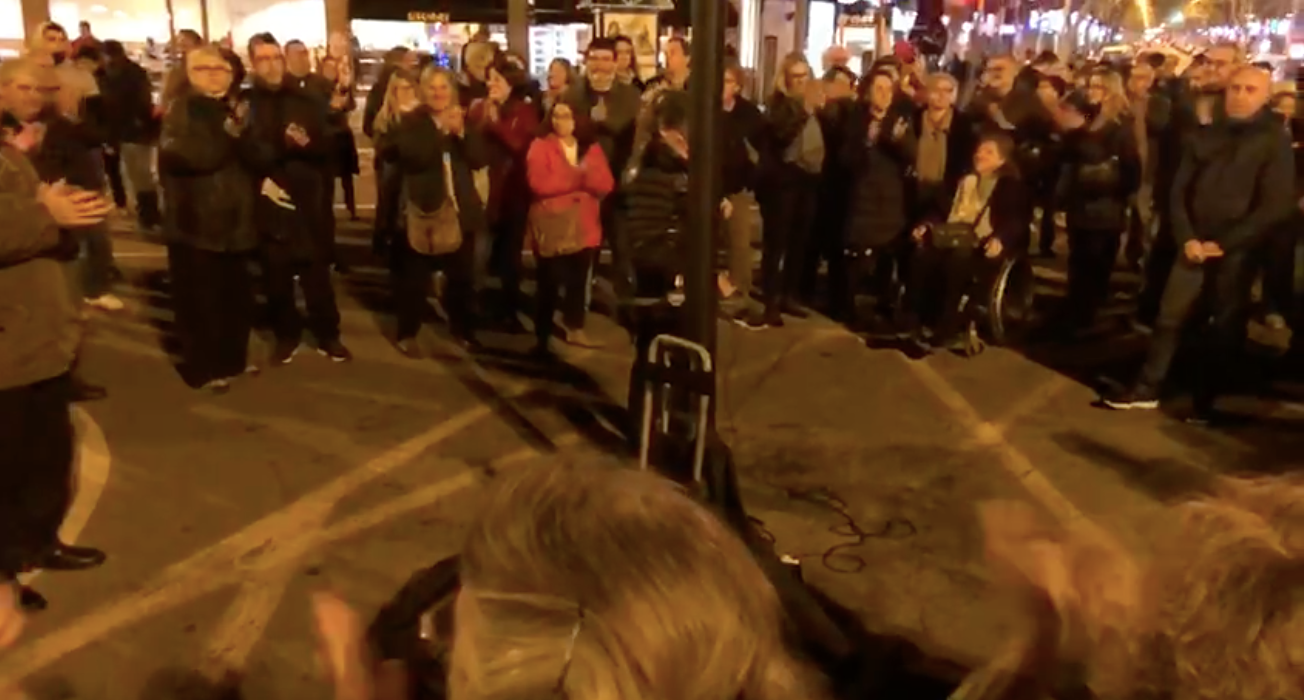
[{"x1": 685, "y1": 0, "x2": 725, "y2": 426}]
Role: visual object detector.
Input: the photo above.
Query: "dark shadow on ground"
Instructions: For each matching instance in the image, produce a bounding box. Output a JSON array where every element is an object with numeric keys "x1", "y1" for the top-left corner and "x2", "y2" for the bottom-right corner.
[
  {"x1": 803, "y1": 586, "x2": 965, "y2": 700},
  {"x1": 137, "y1": 668, "x2": 244, "y2": 700},
  {"x1": 1049, "y1": 430, "x2": 1218, "y2": 502}
]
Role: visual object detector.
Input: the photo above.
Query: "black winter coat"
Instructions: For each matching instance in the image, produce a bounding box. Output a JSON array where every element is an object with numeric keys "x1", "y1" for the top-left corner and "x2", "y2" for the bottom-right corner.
[
  {"x1": 240, "y1": 82, "x2": 333, "y2": 260},
  {"x1": 158, "y1": 94, "x2": 258, "y2": 252},
  {"x1": 30, "y1": 113, "x2": 106, "y2": 192},
  {"x1": 99, "y1": 58, "x2": 157, "y2": 145},
  {"x1": 388, "y1": 106, "x2": 490, "y2": 238},
  {"x1": 841, "y1": 102, "x2": 918, "y2": 249},
  {"x1": 1057, "y1": 117, "x2": 1140, "y2": 233},
  {"x1": 1169, "y1": 107, "x2": 1295, "y2": 253},
  {"x1": 722, "y1": 97, "x2": 763, "y2": 196},
  {"x1": 621, "y1": 140, "x2": 689, "y2": 295},
  {"x1": 757, "y1": 92, "x2": 809, "y2": 193}
]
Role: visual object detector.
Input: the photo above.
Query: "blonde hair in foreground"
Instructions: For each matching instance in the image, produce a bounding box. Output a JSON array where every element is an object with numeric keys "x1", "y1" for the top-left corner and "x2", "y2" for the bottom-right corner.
[
  {"x1": 451, "y1": 462, "x2": 827, "y2": 700},
  {"x1": 1131, "y1": 476, "x2": 1304, "y2": 700}
]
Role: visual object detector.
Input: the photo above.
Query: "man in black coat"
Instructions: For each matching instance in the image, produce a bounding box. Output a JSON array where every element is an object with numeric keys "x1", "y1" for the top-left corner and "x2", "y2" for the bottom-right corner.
[
  {"x1": 1104, "y1": 66, "x2": 1293, "y2": 419},
  {"x1": 243, "y1": 33, "x2": 351, "y2": 365},
  {"x1": 566, "y1": 38, "x2": 642, "y2": 296},
  {"x1": 99, "y1": 40, "x2": 160, "y2": 229}
]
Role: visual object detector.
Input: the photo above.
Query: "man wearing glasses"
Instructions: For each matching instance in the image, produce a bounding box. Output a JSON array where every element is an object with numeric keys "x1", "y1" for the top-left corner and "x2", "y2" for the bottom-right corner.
[
  {"x1": 567, "y1": 38, "x2": 642, "y2": 298},
  {"x1": 241, "y1": 33, "x2": 351, "y2": 366}
]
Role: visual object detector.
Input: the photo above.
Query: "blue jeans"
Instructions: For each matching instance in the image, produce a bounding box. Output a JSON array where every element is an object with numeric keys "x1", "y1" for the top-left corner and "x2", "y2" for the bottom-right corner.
[{"x1": 80, "y1": 223, "x2": 114, "y2": 299}]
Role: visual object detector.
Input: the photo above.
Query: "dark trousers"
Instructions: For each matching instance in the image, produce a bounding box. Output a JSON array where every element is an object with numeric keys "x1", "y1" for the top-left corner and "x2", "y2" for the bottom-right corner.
[
  {"x1": 1035, "y1": 196, "x2": 1058, "y2": 256},
  {"x1": 904, "y1": 244, "x2": 998, "y2": 341},
  {"x1": 104, "y1": 148, "x2": 127, "y2": 209},
  {"x1": 602, "y1": 197, "x2": 634, "y2": 298},
  {"x1": 1065, "y1": 229, "x2": 1122, "y2": 330},
  {"x1": 1136, "y1": 252, "x2": 1255, "y2": 404},
  {"x1": 490, "y1": 214, "x2": 527, "y2": 316},
  {"x1": 1138, "y1": 220, "x2": 1178, "y2": 327},
  {"x1": 394, "y1": 236, "x2": 476, "y2": 340},
  {"x1": 338, "y1": 173, "x2": 356, "y2": 217},
  {"x1": 800, "y1": 189, "x2": 848, "y2": 303},
  {"x1": 1124, "y1": 201, "x2": 1149, "y2": 268},
  {"x1": 80, "y1": 222, "x2": 115, "y2": 298},
  {"x1": 262, "y1": 252, "x2": 341, "y2": 345},
  {"x1": 829, "y1": 245, "x2": 896, "y2": 326},
  {"x1": 169, "y1": 245, "x2": 255, "y2": 384},
  {"x1": 1261, "y1": 216, "x2": 1299, "y2": 321},
  {"x1": 0, "y1": 373, "x2": 74, "y2": 576},
  {"x1": 760, "y1": 172, "x2": 818, "y2": 312},
  {"x1": 536, "y1": 248, "x2": 595, "y2": 344}
]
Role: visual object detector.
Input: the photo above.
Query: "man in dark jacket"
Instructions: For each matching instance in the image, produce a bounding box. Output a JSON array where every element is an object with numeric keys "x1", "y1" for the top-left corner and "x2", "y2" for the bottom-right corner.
[
  {"x1": 1, "y1": 57, "x2": 114, "y2": 611},
  {"x1": 1104, "y1": 66, "x2": 1293, "y2": 418},
  {"x1": 566, "y1": 38, "x2": 642, "y2": 295},
  {"x1": 99, "y1": 40, "x2": 159, "y2": 228},
  {"x1": 244, "y1": 33, "x2": 350, "y2": 365}
]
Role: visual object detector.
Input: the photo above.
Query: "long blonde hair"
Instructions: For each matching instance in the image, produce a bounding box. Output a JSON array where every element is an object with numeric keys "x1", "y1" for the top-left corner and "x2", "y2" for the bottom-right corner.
[
  {"x1": 451, "y1": 462, "x2": 829, "y2": 700},
  {"x1": 1089, "y1": 68, "x2": 1130, "y2": 128},
  {"x1": 773, "y1": 52, "x2": 811, "y2": 98},
  {"x1": 373, "y1": 70, "x2": 415, "y2": 136}
]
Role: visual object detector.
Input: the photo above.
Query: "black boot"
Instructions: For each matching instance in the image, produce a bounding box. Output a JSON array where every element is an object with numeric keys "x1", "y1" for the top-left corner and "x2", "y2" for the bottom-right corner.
[{"x1": 136, "y1": 191, "x2": 162, "y2": 231}]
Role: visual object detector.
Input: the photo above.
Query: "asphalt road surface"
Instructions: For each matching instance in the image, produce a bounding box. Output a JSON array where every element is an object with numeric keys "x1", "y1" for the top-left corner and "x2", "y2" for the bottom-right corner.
[{"x1": 2, "y1": 205, "x2": 1302, "y2": 699}]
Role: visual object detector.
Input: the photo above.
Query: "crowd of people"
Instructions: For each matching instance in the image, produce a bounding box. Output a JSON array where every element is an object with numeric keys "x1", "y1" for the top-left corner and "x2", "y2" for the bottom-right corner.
[{"x1": 1, "y1": 16, "x2": 1302, "y2": 699}]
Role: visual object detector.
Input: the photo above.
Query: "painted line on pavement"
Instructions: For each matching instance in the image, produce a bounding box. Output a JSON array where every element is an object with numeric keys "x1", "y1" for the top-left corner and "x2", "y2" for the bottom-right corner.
[
  {"x1": 901, "y1": 356, "x2": 1113, "y2": 543},
  {"x1": 19, "y1": 407, "x2": 113, "y2": 586},
  {"x1": 0, "y1": 403, "x2": 496, "y2": 685},
  {"x1": 197, "y1": 431, "x2": 577, "y2": 679}
]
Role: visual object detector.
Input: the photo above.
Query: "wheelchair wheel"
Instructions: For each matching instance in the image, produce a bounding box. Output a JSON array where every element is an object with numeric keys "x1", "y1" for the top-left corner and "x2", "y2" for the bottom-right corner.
[{"x1": 986, "y1": 256, "x2": 1037, "y2": 345}]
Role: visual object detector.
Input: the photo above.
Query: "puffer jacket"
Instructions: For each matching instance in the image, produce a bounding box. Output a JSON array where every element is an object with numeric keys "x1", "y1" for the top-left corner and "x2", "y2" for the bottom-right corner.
[
  {"x1": 0, "y1": 146, "x2": 81, "y2": 390},
  {"x1": 1057, "y1": 114, "x2": 1140, "y2": 233},
  {"x1": 157, "y1": 92, "x2": 259, "y2": 252},
  {"x1": 621, "y1": 139, "x2": 690, "y2": 296}
]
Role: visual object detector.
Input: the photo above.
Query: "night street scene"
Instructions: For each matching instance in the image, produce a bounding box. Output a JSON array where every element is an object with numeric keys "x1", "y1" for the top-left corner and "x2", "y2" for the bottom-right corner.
[{"x1": 2, "y1": 0, "x2": 1304, "y2": 698}]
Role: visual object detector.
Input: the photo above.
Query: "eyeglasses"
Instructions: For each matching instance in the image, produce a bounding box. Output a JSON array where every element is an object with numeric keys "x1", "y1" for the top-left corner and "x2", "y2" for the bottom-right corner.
[{"x1": 192, "y1": 65, "x2": 232, "y2": 75}]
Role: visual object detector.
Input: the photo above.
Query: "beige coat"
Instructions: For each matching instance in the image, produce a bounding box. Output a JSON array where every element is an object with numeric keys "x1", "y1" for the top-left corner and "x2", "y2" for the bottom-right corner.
[{"x1": 0, "y1": 146, "x2": 81, "y2": 390}]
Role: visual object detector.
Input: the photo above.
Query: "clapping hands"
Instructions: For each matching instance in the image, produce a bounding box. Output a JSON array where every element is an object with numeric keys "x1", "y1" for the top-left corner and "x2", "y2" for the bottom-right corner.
[{"x1": 37, "y1": 180, "x2": 113, "y2": 227}]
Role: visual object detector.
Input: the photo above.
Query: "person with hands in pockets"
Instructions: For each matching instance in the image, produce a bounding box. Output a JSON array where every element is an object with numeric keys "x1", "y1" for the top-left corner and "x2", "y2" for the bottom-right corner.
[{"x1": 1103, "y1": 65, "x2": 1294, "y2": 420}]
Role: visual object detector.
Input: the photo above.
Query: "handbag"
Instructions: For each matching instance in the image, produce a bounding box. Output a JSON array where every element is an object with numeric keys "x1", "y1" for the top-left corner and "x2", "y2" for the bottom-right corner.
[
  {"x1": 406, "y1": 152, "x2": 463, "y2": 256},
  {"x1": 929, "y1": 196, "x2": 993, "y2": 250},
  {"x1": 529, "y1": 203, "x2": 585, "y2": 258}
]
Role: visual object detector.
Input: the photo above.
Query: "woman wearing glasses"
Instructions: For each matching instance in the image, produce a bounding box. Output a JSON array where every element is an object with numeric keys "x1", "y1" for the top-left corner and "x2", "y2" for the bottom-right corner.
[{"x1": 157, "y1": 45, "x2": 259, "y2": 394}]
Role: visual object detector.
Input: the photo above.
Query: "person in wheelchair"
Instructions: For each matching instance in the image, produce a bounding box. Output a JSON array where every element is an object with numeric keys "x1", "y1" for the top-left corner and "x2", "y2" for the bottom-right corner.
[{"x1": 897, "y1": 131, "x2": 1031, "y2": 355}]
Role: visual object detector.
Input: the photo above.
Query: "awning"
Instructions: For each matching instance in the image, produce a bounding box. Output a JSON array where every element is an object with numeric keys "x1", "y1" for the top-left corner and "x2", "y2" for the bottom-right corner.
[{"x1": 349, "y1": 0, "x2": 592, "y2": 24}]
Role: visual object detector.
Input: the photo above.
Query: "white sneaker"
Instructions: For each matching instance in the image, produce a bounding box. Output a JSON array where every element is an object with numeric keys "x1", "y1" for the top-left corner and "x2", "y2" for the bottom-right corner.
[{"x1": 86, "y1": 294, "x2": 125, "y2": 311}]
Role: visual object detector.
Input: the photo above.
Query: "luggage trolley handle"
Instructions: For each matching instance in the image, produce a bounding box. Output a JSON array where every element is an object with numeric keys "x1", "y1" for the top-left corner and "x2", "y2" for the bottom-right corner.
[{"x1": 638, "y1": 334, "x2": 714, "y2": 485}]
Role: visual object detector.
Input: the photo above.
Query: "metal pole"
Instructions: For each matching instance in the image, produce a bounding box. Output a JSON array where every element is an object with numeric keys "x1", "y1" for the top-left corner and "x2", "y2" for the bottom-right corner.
[{"x1": 686, "y1": 0, "x2": 724, "y2": 425}]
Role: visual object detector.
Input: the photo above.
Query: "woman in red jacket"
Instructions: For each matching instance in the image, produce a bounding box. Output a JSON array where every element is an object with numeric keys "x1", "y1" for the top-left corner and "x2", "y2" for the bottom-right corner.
[
  {"x1": 526, "y1": 101, "x2": 615, "y2": 356},
  {"x1": 468, "y1": 56, "x2": 539, "y2": 331}
]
